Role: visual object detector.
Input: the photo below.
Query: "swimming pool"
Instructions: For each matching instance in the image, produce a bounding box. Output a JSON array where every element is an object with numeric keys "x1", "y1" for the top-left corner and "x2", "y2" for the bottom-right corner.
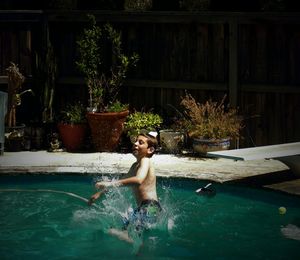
[{"x1": 0, "y1": 175, "x2": 299, "y2": 259}]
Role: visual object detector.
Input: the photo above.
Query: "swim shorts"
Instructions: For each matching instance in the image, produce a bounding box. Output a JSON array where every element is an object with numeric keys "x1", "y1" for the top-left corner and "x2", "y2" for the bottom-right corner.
[{"x1": 123, "y1": 200, "x2": 162, "y2": 231}]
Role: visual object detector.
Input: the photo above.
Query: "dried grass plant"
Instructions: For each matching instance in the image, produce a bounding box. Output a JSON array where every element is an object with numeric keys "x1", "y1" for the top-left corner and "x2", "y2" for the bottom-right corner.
[{"x1": 180, "y1": 93, "x2": 243, "y2": 140}]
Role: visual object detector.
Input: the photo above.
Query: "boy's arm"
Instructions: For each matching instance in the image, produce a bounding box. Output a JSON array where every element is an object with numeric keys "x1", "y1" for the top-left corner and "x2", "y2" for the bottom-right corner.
[
  {"x1": 95, "y1": 158, "x2": 150, "y2": 189},
  {"x1": 87, "y1": 190, "x2": 105, "y2": 206}
]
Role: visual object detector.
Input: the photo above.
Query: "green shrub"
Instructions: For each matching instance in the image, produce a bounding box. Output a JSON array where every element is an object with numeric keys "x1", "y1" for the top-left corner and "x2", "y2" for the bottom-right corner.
[
  {"x1": 125, "y1": 111, "x2": 163, "y2": 137},
  {"x1": 60, "y1": 103, "x2": 86, "y2": 124},
  {"x1": 180, "y1": 93, "x2": 243, "y2": 140}
]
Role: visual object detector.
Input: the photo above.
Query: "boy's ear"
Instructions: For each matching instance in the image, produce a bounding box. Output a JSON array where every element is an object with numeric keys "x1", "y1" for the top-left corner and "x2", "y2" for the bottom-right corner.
[{"x1": 148, "y1": 146, "x2": 155, "y2": 154}]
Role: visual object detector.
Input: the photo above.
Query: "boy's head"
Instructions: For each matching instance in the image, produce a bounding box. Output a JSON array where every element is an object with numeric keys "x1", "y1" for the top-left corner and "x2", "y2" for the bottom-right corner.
[{"x1": 132, "y1": 132, "x2": 158, "y2": 158}]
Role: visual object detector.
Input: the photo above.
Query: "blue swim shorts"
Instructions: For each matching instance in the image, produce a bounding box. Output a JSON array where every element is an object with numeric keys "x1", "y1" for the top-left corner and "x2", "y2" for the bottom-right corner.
[{"x1": 123, "y1": 200, "x2": 162, "y2": 231}]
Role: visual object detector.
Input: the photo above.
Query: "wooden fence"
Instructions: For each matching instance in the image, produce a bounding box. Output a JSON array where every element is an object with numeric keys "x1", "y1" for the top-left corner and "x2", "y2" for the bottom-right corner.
[{"x1": 1, "y1": 11, "x2": 300, "y2": 147}]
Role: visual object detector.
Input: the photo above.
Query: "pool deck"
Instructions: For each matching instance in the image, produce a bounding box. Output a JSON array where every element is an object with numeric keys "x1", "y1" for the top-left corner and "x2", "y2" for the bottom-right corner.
[{"x1": 0, "y1": 150, "x2": 299, "y2": 196}]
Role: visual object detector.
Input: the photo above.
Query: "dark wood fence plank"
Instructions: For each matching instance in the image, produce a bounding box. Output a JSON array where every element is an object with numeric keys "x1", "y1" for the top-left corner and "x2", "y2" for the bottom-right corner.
[{"x1": 1, "y1": 11, "x2": 300, "y2": 147}]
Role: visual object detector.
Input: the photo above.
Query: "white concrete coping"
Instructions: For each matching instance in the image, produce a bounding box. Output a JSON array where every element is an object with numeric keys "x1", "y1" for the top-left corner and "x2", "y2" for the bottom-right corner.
[
  {"x1": 207, "y1": 142, "x2": 300, "y2": 161},
  {"x1": 0, "y1": 150, "x2": 289, "y2": 183}
]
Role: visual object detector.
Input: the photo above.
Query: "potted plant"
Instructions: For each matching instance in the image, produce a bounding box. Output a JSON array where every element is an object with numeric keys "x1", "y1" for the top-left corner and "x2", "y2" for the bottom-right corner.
[
  {"x1": 124, "y1": 111, "x2": 163, "y2": 143},
  {"x1": 160, "y1": 116, "x2": 186, "y2": 154},
  {"x1": 76, "y1": 14, "x2": 139, "y2": 152},
  {"x1": 57, "y1": 102, "x2": 87, "y2": 152},
  {"x1": 5, "y1": 62, "x2": 33, "y2": 151},
  {"x1": 159, "y1": 104, "x2": 188, "y2": 154},
  {"x1": 180, "y1": 93, "x2": 243, "y2": 154}
]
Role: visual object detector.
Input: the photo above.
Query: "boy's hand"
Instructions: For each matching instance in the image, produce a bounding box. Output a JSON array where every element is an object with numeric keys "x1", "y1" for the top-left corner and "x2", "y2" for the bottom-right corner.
[
  {"x1": 95, "y1": 181, "x2": 112, "y2": 189},
  {"x1": 87, "y1": 191, "x2": 102, "y2": 206}
]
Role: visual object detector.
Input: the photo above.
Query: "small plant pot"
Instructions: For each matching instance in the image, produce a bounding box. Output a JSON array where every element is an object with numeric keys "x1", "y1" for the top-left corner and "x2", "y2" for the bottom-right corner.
[
  {"x1": 160, "y1": 129, "x2": 185, "y2": 154},
  {"x1": 192, "y1": 137, "x2": 230, "y2": 155},
  {"x1": 5, "y1": 124, "x2": 26, "y2": 152},
  {"x1": 57, "y1": 123, "x2": 87, "y2": 152}
]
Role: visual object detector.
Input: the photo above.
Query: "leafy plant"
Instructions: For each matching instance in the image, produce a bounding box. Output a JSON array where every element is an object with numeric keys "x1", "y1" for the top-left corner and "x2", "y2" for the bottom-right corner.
[
  {"x1": 35, "y1": 39, "x2": 57, "y2": 124},
  {"x1": 76, "y1": 14, "x2": 139, "y2": 112},
  {"x1": 180, "y1": 93, "x2": 243, "y2": 140},
  {"x1": 6, "y1": 62, "x2": 34, "y2": 128},
  {"x1": 163, "y1": 104, "x2": 187, "y2": 133},
  {"x1": 60, "y1": 102, "x2": 86, "y2": 124},
  {"x1": 106, "y1": 100, "x2": 129, "y2": 113},
  {"x1": 125, "y1": 111, "x2": 163, "y2": 138}
]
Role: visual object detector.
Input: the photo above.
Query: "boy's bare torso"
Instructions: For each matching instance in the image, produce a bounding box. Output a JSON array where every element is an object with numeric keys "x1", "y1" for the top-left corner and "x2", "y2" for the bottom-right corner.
[{"x1": 128, "y1": 160, "x2": 158, "y2": 205}]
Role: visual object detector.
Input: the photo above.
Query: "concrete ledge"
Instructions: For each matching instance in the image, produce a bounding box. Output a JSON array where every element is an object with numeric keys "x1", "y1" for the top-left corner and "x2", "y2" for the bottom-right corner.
[
  {"x1": 0, "y1": 151, "x2": 290, "y2": 184},
  {"x1": 208, "y1": 142, "x2": 300, "y2": 161}
]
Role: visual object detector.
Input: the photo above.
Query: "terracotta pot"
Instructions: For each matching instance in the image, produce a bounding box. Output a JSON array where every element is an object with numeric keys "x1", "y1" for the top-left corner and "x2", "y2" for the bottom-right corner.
[
  {"x1": 86, "y1": 110, "x2": 129, "y2": 152},
  {"x1": 57, "y1": 123, "x2": 87, "y2": 152},
  {"x1": 192, "y1": 137, "x2": 230, "y2": 155}
]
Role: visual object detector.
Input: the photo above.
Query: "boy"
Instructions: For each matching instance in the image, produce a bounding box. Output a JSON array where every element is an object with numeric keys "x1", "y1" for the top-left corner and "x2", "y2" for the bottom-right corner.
[{"x1": 88, "y1": 132, "x2": 162, "y2": 242}]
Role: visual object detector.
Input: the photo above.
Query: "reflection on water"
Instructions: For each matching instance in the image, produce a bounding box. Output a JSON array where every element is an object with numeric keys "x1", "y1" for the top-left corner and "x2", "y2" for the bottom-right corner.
[{"x1": 281, "y1": 224, "x2": 300, "y2": 241}]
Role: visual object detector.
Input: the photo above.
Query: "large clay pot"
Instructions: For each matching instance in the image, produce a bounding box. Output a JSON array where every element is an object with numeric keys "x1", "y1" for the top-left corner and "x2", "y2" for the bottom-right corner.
[
  {"x1": 192, "y1": 137, "x2": 230, "y2": 155},
  {"x1": 57, "y1": 123, "x2": 87, "y2": 152},
  {"x1": 86, "y1": 110, "x2": 129, "y2": 152}
]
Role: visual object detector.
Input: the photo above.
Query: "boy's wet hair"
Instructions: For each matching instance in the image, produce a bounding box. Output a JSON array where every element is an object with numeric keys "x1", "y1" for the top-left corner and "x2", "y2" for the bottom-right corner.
[{"x1": 139, "y1": 132, "x2": 158, "y2": 157}]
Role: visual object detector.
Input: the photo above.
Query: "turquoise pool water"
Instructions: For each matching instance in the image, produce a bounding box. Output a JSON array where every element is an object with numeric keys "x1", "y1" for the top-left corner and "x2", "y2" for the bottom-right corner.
[{"x1": 0, "y1": 175, "x2": 300, "y2": 259}]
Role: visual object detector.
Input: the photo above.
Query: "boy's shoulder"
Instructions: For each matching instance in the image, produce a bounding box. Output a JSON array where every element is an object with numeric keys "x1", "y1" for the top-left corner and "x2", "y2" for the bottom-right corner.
[
  {"x1": 140, "y1": 157, "x2": 154, "y2": 170},
  {"x1": 137, "y1": 157, "x2": 152, "y2": 169},
  {"x1": 140, "y1": 157, "x2": 151, "y2": 163}
]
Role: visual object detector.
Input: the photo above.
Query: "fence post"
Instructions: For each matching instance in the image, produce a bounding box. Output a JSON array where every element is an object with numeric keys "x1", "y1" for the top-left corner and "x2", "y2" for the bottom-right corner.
[{"x1": 228, "y1": 21, "x2": 238, "y2": 107}]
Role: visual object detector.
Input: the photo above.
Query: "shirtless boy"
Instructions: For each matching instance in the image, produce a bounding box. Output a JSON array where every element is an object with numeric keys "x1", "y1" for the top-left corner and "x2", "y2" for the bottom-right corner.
[{"x1": 88, "y1": 132, "x2": 161, "y2": 242}]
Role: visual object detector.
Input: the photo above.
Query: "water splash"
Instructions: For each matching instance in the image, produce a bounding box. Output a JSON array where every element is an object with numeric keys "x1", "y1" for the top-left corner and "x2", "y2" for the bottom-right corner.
[{"x1": 71, "y1": 179, "x2": 180, "y2": 252}]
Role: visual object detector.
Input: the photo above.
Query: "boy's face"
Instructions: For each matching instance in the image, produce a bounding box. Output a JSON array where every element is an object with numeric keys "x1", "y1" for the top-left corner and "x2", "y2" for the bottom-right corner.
[{"x1": 132, "y1": 135, "x2": 154, "y2": 158}]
